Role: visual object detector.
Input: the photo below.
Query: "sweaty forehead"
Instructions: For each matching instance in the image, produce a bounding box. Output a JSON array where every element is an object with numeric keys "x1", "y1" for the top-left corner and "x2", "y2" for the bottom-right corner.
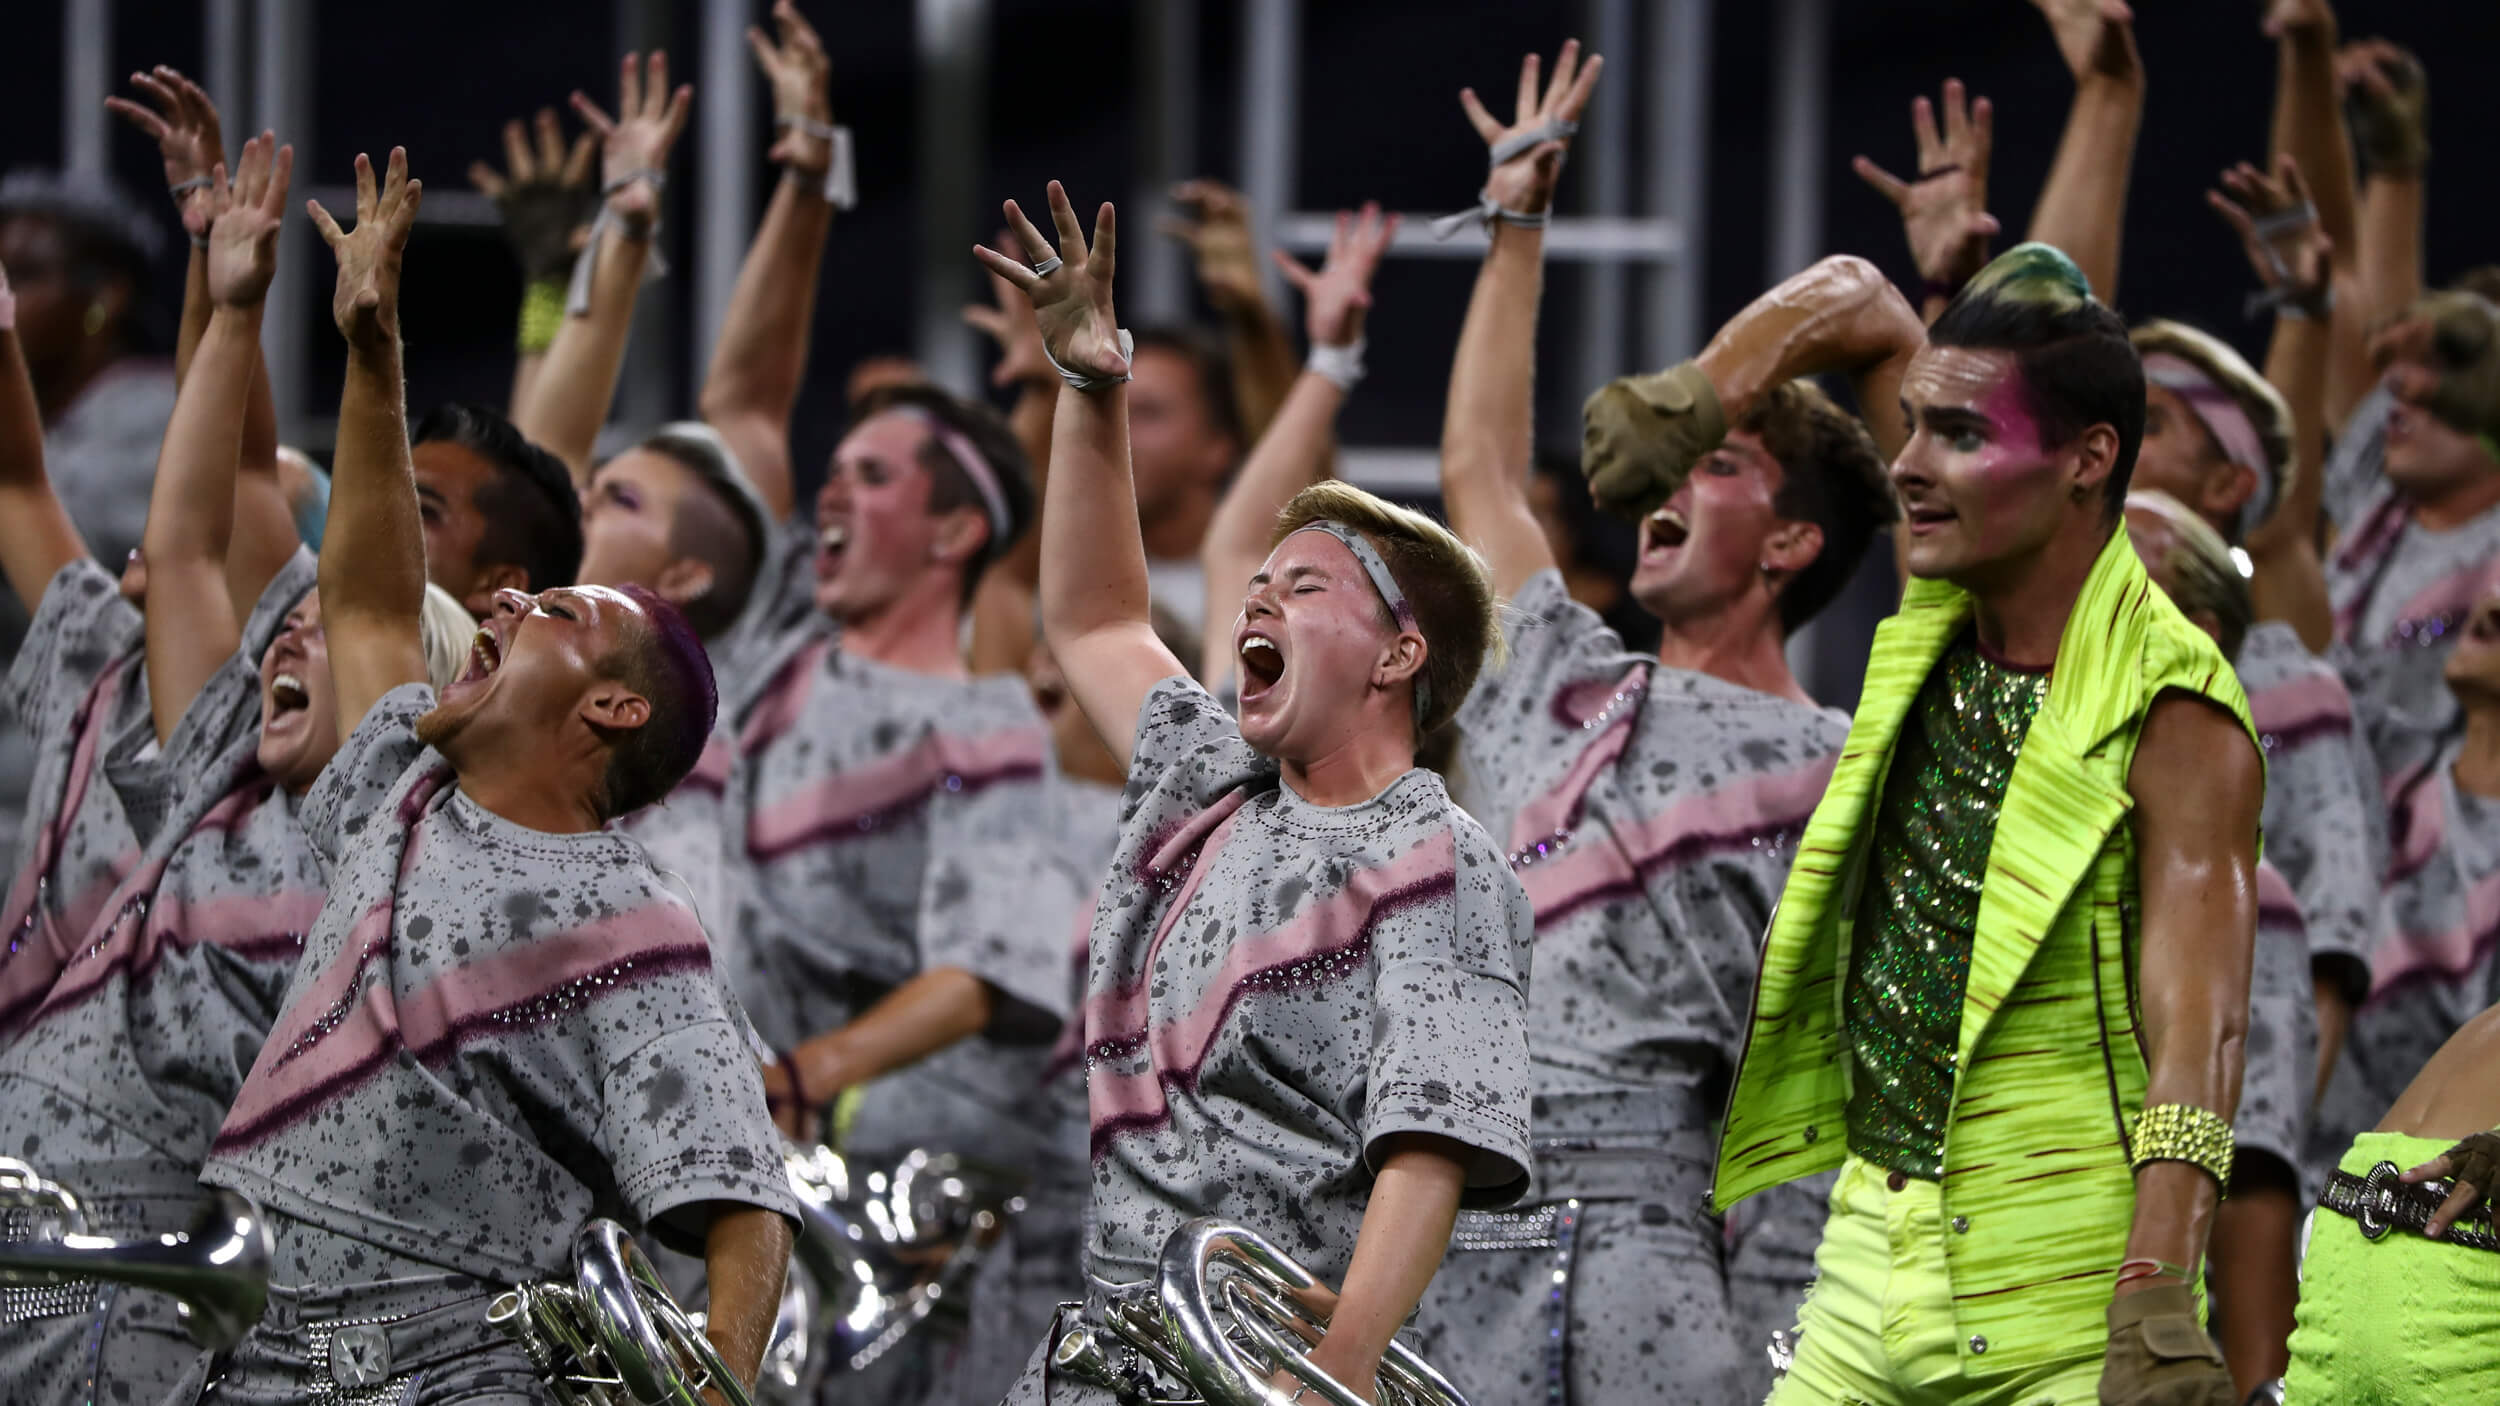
[
  {"x1": 410, "y1": 440, "x2": 498, "y2": 500},
  {"x1": 1258, "y1": 527, "x2": 1359, "y2": 583},
  {"x1": 1903, "y1": 345, "x2": 2022, "y2": 412},
  {"x1": 834, "y1": 410, "x2": 935, "y2": 469}
]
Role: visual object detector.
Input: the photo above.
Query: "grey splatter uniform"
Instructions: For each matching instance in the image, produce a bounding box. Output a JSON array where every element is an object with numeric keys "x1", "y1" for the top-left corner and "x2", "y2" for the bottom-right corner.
[
  {"x1": 1005, "y1": 676, "x2": 1535, "y2": 1405},
  {"x1": 0, "y1": 559, "x2": 151, "y2": 1040},
  {"x1": 1414, "y1": 571, "x2": 1845, "y2": 1406},
  {"x1": 2238, "y1": 621, "x2": 2386, "y2": 1002},
  {"x1": 0, "y1": 552, "x2": 317, "y2": 1404},
  {"x1": 2310, "y1": 764, "x2": 2500, "y2": 1183},
  {"x1": 2240, "y1": 861, "x2": 2319, "y2": 1198},
  {"x1": 2323, "y1": 403, "x2": 2500, "y2": 783},
  {"x1": 195, "y1": 685, "x2": 799, "y2": 1403},
  {"x1": 720, "y1": 630, "x2": 1078, "y2": 1167}
]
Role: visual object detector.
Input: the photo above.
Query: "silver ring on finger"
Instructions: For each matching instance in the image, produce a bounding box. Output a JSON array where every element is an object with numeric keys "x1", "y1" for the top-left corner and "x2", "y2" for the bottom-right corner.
[{"x1": 1029, "y1": 255, "x2": 1064, "y2": 278}]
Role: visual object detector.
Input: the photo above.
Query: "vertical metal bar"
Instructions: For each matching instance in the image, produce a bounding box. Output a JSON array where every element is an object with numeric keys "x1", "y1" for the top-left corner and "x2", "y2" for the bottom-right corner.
[
  {"x1": 613, "y1": 0, "x2": 675, "y2": 434},
  {"x1": 204, "y1": 0, "x2": 250, "y2": 146},
  {"x1": 63, "y1": 0, "x2": 113, "y2": 175},
  {"x1": 1646, "y1": 0, "x2": 1712, "y2": 370},
  {"x1": 1765, "y1": 0, "x2": 1827, "y2": 282},
  {"x1": 1236, "y1": 0, "x2": 1298, "y2": 309},
  {"x1": 915, "y1": 0, "x2": 990, "y2": 393},
  {"x1": 1130, "y1": 0, "x2": 1197, "y2": 326},
  {"x1": 694, "y1": 0, "x2": 756, "y2": 384},
  {"x1": 253, "y1": 0, "x2": 309, "y2": 439},
  {"x1": 1573, "y1": 0, "x2": 1637, "y2": 406}
]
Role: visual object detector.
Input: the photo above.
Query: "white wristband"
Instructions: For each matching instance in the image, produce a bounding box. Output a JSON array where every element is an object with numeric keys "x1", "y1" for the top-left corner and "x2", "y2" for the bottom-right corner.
[
  {"x1": 777, "y1": 117, "x2": 857, "y2": 210},
  {"x1": 1043, "y1": 328, "x2": 1135, "y2": 392},
  {"x1": 1306, "y1": 337, "x2": 1366, "y2": 392}
]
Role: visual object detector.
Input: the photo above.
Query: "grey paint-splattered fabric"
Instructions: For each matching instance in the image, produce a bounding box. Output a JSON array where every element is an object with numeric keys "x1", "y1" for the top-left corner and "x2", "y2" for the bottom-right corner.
[
  {"x1": 2238, "y1": 622, "x2": 2385, "y2": 998},
  {"x1": 2325, "y1": 469, "x2": 2500, "y2": 788},
  {"x1": 1725, "y1": 1171, "x2": 1837, "y2": 1399},
  {"x1": 0, "y1": 554, "x2": 322, "y2": 1399},
  {"x1": 2241, "y1": 860, "x2": 2319, "y2": 1200},
  {"x1": 0, "y1": 558, "x2": 151, "y2": 1040},
  {"x1": 2309, "y1": 763, "x2": 2500, "y2": 1185},
  {"x1": 1420, "y1": 570, "x2": 1844, "y2": 1406},
  {"x1": 1078, "y1": 675, "x2": 1532, "y2": 1284},
  {"x1": 719, "y1": 630, "x2": 1079, "y2": 1169},
  {"x1": 199, "y1": 684, "x2": 798, "y2": 1294}
]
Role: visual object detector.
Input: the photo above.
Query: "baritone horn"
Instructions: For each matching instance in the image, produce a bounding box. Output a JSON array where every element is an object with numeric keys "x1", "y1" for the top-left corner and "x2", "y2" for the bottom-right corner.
[
  {"x1": 0, "y1": 1157, "x2": 271, "y2": 1350},
  {"x1": 1050, "y1": 1218, "x2": 1468, "y2": 1406},
  {"x1": 487, "y1": 1218, "x2": 756, "y2": 1406}
]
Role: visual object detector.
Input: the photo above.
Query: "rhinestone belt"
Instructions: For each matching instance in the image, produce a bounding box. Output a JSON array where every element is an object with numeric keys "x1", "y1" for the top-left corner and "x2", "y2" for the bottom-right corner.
[
  {"x1": 2321, "y1": 1161, "x2": 2498, "y2": 1252},
  {"x1": 1448, "y1": 1201, "x2": 1567, "y2": 1252}
]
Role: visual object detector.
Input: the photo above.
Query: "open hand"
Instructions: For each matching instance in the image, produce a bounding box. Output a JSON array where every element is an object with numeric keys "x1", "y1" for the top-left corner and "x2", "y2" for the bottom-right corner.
[
  {"x1": 2207, "y1": 154, "x2": 2330, "y2": 316},
  {"x1": 975, "y1": 182, "x2": 1128, "y2": 386},
  {"x1": 1158, "y1": 179, "x2": 1264, "y2": 315},
  {"x1": 1274, "y1": 203, "x2": 1397, "y2": 349},
  {"x1": 1461, "y1": 40, "x2": 1604, "y2": 218},
  {"x1": 1853, "y1": 78, "x2": 1998, "y2": 293},
  {"x1": 467, "y1": 109, "x2": 598, "y2": 281},
  {"x1": 203, "y1": 132, "x2": 293, "y2": 308},
  {"x1": 2260, "y1": 0, "x2": 2334, "y2": 40},
  {"x1": 2403, "y1": 1131, "x2": 2500, "y2": 1240},
  {"x1": 307, "y1": 148, "x2": 422, "y2": 348},
  {"x1": 105, "y1": 66, "x2": 228, "y2": 238},
  {"x1": 571, "y1": 51, "x2": 693, "y2": 231},
  {"x1": 2029, "y1": 0, "x2": 2139, "y2": 85},
  {"x1": 749, "y1": 0, "x2": 835, "y2": 175},
  {"x1": 963, "y1": 230, "x2": 1053, "y2": 389}
]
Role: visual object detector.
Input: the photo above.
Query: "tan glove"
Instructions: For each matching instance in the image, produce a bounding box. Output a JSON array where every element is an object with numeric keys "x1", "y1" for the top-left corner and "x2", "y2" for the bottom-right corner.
[
  {"x1": 2097, "y1": 1284, "x2": 2232, "y2": 1406},
  {"x1": 2345, "y1": 45, "x2": 2429, "y2": 178},
  {"x1": 2403, "y1": 292, "x2": 2500, "y2": 455},
  {"x1": 1578, "y1": 360, "x2": 1727, "y2": 522}
]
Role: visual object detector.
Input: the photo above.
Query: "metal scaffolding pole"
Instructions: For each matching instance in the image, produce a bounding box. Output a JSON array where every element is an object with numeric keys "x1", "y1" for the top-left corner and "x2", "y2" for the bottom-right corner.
[
  {"x1": 613, "y1": 0, "x2": 676, "y2": 434},
  {"x1": 1647, "y1": 0, "x2": 1712, "y2": 371},
  {"x1": 1237, "y1": 0, "x2": 1299, "y2": 309},
  {"x1": 694, "y1": 0, "x2": 757, "y2": 380},
  {"x1": 1130, "y1": 0, "x2": 1198, "y2": 326},
  {"x1": 1573, "y1": 0, "x2": 1639, "y2": 402},
  {"x1": 204, "y1": 0, "x2": 250, "y2": 142},
  {"x1": 1766, "y1": 0, "x2": 1829, "y2": 282},
  {"x1": 915, "y1": 0, "x2": 990, "y2": 394},
  {"x1": 62, "y1": 0, "x2": 112, "y2": 177},
  {"x1": 253, "y1": 0, "x2": 311, "y2": 438}
]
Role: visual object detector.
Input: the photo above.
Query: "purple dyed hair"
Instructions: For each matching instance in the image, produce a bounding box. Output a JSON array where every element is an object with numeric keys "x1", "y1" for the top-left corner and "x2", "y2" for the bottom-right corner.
[{"x1": 596, "y1": 582, "x2": 718, "y2": 820}]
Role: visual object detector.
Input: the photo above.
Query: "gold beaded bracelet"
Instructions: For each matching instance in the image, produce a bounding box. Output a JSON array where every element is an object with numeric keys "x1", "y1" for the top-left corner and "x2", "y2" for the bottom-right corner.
[
  {"x1": 516, "y1": 279, "x2": 568, "y2": 356},
  {"x1": 2130, "y1": 1103, "x2": 2235, "y2": 1184}
]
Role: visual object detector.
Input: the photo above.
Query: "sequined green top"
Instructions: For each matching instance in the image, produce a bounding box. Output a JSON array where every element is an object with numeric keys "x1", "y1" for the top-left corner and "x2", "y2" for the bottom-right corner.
[{"x1": 1843, "y1": 634, "x2": 2047, "y2": 1180}]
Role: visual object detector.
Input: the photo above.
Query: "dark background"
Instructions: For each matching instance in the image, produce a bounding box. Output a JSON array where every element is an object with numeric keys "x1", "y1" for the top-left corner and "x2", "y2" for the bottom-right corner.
[{"x1": 6, "y1": 1, "x2": 2497, "y2": 695}]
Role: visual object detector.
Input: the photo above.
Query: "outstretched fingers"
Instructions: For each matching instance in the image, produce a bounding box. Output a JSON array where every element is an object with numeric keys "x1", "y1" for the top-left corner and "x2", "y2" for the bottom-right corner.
[
  {"x1": 970, "y1": 241, "x2": 1040, "y2": 292},
  {"x1": 1512, "y1": 51, "x2": 1542, "y2": 127},
  {"x1": 1853, "y1": 156, "x2": 1911, "y2": 207},
  {"x1": 1457, "y1": 87, "x2": 1502, "y2": 143},
  {"x1": 1002, "y1": 197, "x2": 1056, "y2": 267},
  {"x1": 306, "y1": 197, "x2": 346, "y2": 251},
  {"x1": 1044, "y1": 181, "x2": 1089, "y2": 263},
  {"x1": 1089, "y1": 201, "x2": 1118, "y2": 281},
  {"x1": 571, "y1": 91, "x2": 617, "y2": 139},
  {"x1": 1543, "y1": 40, "x2": 1582, "y2": 113},
  {"x1": 1554, "y1": 50, "x2": 1603, "y2": 122}
]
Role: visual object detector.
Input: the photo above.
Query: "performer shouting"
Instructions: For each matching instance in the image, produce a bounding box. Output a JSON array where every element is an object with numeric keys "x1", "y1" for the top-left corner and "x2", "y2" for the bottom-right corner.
[
  {"x1": 979, "y1": 181, "x2": 1533, "y2": 1403},
  {"x1": 1409, "y1": 43, "x2": 1909, "y2": 1406},
  {"x1": 189, "y1": 147, "x2": 795, "y2": 1403},
  {"x1": 1650, "y1": 245, "x2": 2261, "y2": 1405}
]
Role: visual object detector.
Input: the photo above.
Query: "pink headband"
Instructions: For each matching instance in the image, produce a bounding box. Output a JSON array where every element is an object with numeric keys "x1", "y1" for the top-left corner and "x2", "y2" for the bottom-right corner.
[
  {"x1": 894, "y1": 407, "x2": 1013, "y2": 543},
  {"x1": 2142, "y1": 353, "x2": 2273, "y2": 522}
]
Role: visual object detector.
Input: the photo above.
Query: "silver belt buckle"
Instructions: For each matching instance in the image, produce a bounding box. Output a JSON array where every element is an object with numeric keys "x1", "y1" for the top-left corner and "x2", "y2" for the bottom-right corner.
[{"x1": 2356, "y1": 1160, "x2": 2400, "y2": 1242}]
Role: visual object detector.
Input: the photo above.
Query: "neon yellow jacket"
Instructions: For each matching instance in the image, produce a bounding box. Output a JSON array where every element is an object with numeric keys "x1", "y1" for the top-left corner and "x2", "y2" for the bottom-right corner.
[{"x1": 1712, "y1": 527, "x2": 2256, "y2": 1370}]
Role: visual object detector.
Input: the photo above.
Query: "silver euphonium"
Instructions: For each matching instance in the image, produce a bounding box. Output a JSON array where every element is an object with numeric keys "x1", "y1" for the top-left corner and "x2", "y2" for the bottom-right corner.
[
  {"x1": 755, "y1": 1142, "x2": 1024, "y2": 1401},
  {"x1": 1050, "y1": 1218, "x2": 1469, "y2": 1406},
  {"x1": 487, "y1": 1218, "x2": 757, "y2": 1406},
  {"x1": 0, "y1": 1156, "x2": 272, "y2": 1350}
]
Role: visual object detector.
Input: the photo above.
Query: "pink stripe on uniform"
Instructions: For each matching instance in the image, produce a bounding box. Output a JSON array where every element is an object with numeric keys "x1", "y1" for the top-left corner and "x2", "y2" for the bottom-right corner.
[
  {"x1": 745, "y1": 725, "x2": 1049, "y2": 859},
  {"x1": 1512, "y1": 757, "x2": 1838, "y2": 925},
  {"x1": 2370, "y1": 870, "x2": 2500, "y2": 1002}
]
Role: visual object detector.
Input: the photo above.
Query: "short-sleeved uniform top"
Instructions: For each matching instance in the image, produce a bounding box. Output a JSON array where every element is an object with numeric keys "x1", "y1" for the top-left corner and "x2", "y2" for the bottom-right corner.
[
  {"x1": 1081, "y1": 677, "x2": 1534, "y2": 1290},
  {"x1": 720, "y1": 629, "x2": 1081, "y2": 1164},
  {"x1": 2238, "y1": 620, "x2": 2386, "y2": 1000},
  {"x1": 2317, "y1": 765, "x2": 2500, "y2": 1150},
  {"x1": 200, "y1": 686, "x2": 798, "y2": 1284},
  {"x1": 2240, "y1": 860, "x2": 2320, "y2": 1199},
  {"x1": 0, "y1": 559, "x2": 153, "y2": 1038},
  {"x1": 0, "y1": 552, "x2": 322, "y2": 1194},
  {"x1": 1450, "y1": 570, "x2": 1844, "y2": 1172}
]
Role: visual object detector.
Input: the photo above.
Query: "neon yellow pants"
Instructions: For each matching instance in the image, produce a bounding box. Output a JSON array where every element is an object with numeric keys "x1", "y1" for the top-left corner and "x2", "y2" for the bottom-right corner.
[
  {"x1": 2283, "y1": 1131, "x2": 2500, "y2": 1404},
  {"x1": 1765, "y1": 1157, "x2": 2104, "y2": 1406}
]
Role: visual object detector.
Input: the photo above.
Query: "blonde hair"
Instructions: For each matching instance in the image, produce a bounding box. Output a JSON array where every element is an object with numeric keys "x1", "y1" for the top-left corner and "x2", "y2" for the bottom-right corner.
[
  {"x1": 2129, "y1": 319, "x2": 2295, "y2": 530},
  {"x1": 1269, "y1": 481, "x2": 1501, "y2": 735},
  {"x1": 418, "y1": 584, "x2": 475, "y2": 693},
  {"x1": 2124, "y1": 490, "x2": 2252, "y2": 661}
]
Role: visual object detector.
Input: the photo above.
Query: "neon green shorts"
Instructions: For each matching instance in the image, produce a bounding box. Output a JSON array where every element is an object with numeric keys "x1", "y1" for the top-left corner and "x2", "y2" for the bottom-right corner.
[
  {"x1": 2283, "y1": 1131, "x2": 2500, "y2": 1404},
  {"x1": 1765, "y1": 1158, "x2": 2103, "y2": 1406}
]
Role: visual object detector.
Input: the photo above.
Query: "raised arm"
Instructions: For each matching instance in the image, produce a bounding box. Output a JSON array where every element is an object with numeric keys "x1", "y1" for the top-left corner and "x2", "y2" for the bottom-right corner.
[
  {"x1": 308, "y1": 149, "x2": 430, "y2": 735},
  {"x1": 2342, "y1": 39, "x2": 2428, "y2": 395},
  {"x1": 515, "y1": 51, "x2": 691, "y2": 485},
  {"x1": 1161, "y1": 180, "x2": 1299, "y2": 445},
  {"x1": 980, "y1": 183, "x2": 1185, "y2": 770},
  {"x1": 1199, "y1": 202, "x2": 1399, "y2": 688},
  {"x1": 140, "y1": 134, "x2": 291, "y2": 743},
  {"x1": 696, "y1": 0, "x2": 838, "y2": 524},
  {"x1": 1582, "y1": 255, "x2": 1923, "y2": 522},
  {"x1": 2101, "y1": 694, "x2": 2261, "y2": 1405},
  {"x1": 961, "y1": 258, "x2": 1063, "y2": 677},
  {"x1": 2024, "y1": 0, "x2": 2143, "y2": 303},
  {"x1": 2262, "y1": 0, "x2": 2372, "y2": 429},
  {"x1": 468, "y1": 108, "x2": 598, "y2": 417},
  {"x1": 0, "y1": 264, "x2": 83, "y2": 611},
  {"x1": 1851, "y1": 78, "x2": 1998, "y2": 324},
  {"x1": 1438, "y1": 44, "x2": 1603, "y2": 604},
  {"x1": 2212, "y1": 156, "x2": 2335, "y2": 649},
  {"x1": 111, "y1": 66, "x2": 294, "y2": 624}
]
